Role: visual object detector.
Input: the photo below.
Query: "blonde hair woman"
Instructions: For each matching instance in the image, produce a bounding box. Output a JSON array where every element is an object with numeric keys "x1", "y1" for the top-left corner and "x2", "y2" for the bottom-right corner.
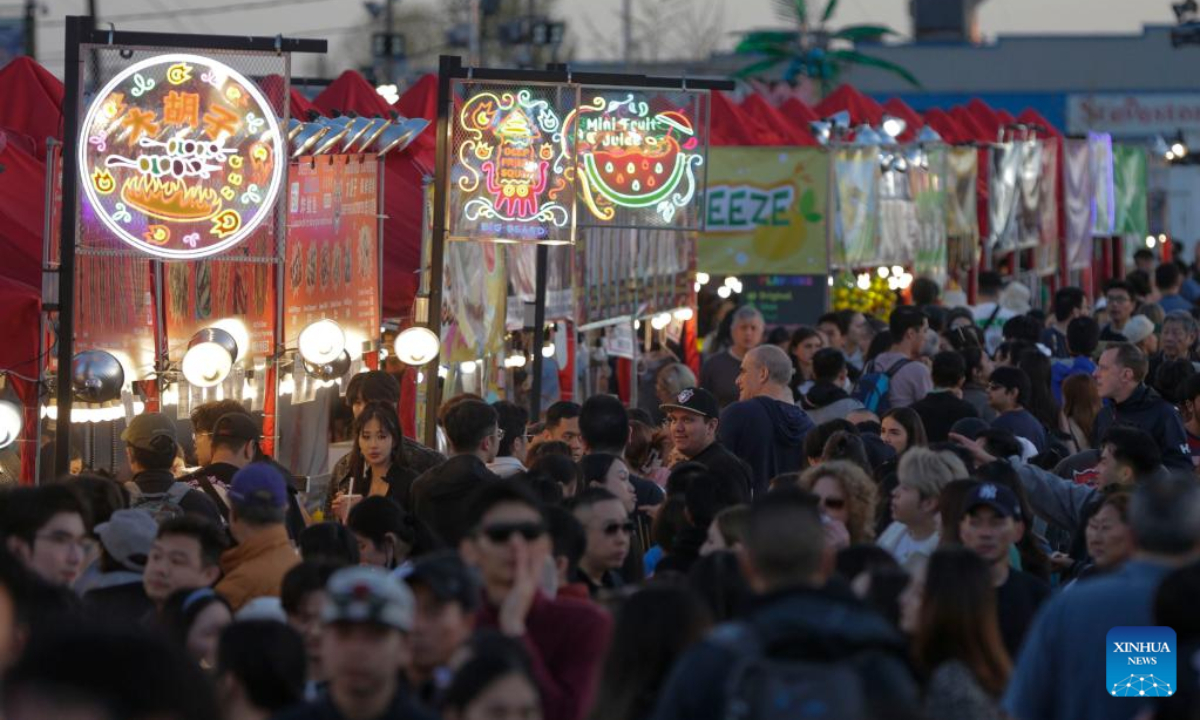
[{"x1": 798, "y1": 461, "x2": 879, "y2": 544}]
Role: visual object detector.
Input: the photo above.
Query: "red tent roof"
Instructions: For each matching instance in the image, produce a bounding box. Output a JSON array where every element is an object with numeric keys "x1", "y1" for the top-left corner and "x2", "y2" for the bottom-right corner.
[
  {"x1": 1017, "y1": 108, "x2": 1061, "y2": 138},
  {"x1": 392, "y1": 74, "x2": 436, "y2": 173},
  {"x1": 258, "y1": 75, "x2": 318, "y2": 121},
  {"x1": 965, "y1": 99, "x2": 1001, "y2": 141},
  {"x1": 922, "y1": 108, "x2": 965, "y2": 144},
  {"x1": 0, "y1": 137, "x2": 47, "y2": 290},
  {"x1": 314, "y1": 70, "x2": 394, "y2": 118},
  {"x1": 780, "y1": 97, "x2": 820, "y2": 125},
  {"x1": 709, "y1": 92, "x2": 758, "y2": 146},
  {"x1": 740, "y1": 94, "x2": 816, "y2": 146},
  {"x1": 814, "y1": 84, "x2": 884, "y2": 126},
  {"x1": 0, "y1": 57, "x2": 63, "y2": 158},
  {"x1": 950, "y1": 106, "x2": 989, "y2": 142}
]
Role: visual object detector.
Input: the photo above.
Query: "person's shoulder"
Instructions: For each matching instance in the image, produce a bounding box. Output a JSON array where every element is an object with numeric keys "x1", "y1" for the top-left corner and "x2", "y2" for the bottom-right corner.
[
  {"x1": 536, "y1": 593, "x2": 613, "y2": 631},
  {"x1": 1008, "y1": 568, "x2": 1051, "y2": 596}
]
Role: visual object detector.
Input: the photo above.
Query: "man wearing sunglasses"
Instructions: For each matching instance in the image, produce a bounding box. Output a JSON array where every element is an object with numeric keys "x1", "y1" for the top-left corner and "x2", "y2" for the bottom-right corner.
[
  {"x1": 462, "y1": 480, "x2": 612, "y2": 720},
  {"x1": 567, "y1": 488, "x2": 631, "y2": 597}
]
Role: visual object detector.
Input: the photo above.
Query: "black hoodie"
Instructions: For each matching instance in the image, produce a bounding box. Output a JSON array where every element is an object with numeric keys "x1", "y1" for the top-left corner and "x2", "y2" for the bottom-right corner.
[{"x1": 1094, "y1": 384, "x2": 1191, "y2": 471}]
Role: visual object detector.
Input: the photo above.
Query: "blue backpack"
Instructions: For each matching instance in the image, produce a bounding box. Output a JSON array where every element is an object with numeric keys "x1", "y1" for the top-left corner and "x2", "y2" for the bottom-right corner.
[{"x1": 851, "y1": 358, "x2": 911, "y2": 414}]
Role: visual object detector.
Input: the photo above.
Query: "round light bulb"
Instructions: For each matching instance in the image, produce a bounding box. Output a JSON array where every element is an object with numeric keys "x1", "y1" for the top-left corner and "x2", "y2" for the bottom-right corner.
[
  {"x1": 696, "y1": 272, "x2": 710, "y2": 285},
  {"x1": 724, "y1": 276, "x2": 739, "y2": 288},
  {"x1": 298, "y1": 319, "x2": 346, "y2": 366},
  {"x1": 651, "y1": 313, "x2": 672, "y2": 330},
  {"x1": 459, "y1": 361, "x2": 477, "y2": 375},
  {"x1": 393, "y1": 326, "x2": 441, "y2": 365},
  {"x1": 0, "y1": 400, "x2": 22, "y2": 450},
  {"x1": 1147, "y1": 236, "x2": 1157, "y2": 248},
  {"x1": 673, "y1": 307, "x2": 694, "y2": 322},
  {"x1": 717, "y1": 286, "x2": 731, "y2": 299},
  {"x1": 878, "y1": 266, "x2": 889, "y2": 278},
  {"x1": 542, "y1": 343, "x2": 555, "y2": 358},
  {"x1": 693, "y1": 282, "x2": 702, "y2": 293},
  {"x1": 857, "y1": 273, "x2": 871, "y2": 290}
]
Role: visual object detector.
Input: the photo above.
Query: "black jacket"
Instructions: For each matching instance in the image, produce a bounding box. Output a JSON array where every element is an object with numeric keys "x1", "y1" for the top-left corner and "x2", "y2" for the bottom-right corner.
[
  {"x1": 909, "y1": 390, "x2": 979, "y2": 443},
  {"x1": 332, "y1": 462, "x2": 420, "y2": 512},
  {"x1": 1094, "y1": 384, "x2": 1192, "y2": 471},
  {"x1": 689, "y1": 442, "x2": 752, "y2": 504},
  {"x1": 410, "y1": 455, "x2": 499, "y2": 546},
  {"x1": 274, "y1": 689, "x2": 437, "y2": 720},
  {"x1": 651, "y1": 584, "x2": 921, "y2": 720},
  {"x1": 128, "y1": 469, "x2": 223, "y2": 525}
]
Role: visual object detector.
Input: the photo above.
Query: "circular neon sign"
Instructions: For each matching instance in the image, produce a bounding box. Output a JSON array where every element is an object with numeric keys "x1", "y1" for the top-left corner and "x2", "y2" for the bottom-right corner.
[{"x1": 79, "y1": 54, "x2": 284, "y2": 259}]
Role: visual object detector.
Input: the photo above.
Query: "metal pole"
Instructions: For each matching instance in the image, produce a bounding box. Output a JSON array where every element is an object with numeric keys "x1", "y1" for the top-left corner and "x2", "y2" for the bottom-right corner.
[
  {"x1": 468, "y1": 0, "x2": 481, "y2": 67},
  {"x1": 22, "y1": 0, "x2": 34, "y2": 59},
  {"x1": 526, "y1": 0, "x2": 535, "y2": 68},
  {"x1": 54, "y1": 17, "x2": 87, "y2": 477},
  {"x1": 383, "y1": 0, "x2": 394, "y2": 83},
  {"x1": 622, "y1": 0, "x2": 631, "y2": 67},
  {"x1": 529, "y1": 243, "x2": 548, "y2": 421},
  {"x1": 422, "y1": 55, "x2": 455, "y2": 449}
]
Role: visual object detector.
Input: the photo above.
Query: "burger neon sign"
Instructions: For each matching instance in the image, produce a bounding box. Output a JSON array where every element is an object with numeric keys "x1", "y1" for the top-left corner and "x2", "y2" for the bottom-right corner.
[{"x1": 79, "y1": 54, "x2": 284, "y2": 259}]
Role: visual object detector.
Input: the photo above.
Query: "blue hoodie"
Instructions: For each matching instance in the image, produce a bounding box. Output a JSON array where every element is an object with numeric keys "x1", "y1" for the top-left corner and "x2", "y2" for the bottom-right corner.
[{"x1": 718, "y1": 396, "x2": 814, "y2": 495}]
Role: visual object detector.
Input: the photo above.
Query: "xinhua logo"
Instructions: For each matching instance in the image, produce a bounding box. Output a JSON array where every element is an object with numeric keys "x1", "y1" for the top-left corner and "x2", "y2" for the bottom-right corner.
[{"x1": 1107, "y1": 627, "x2": 1176, "y2": 697}]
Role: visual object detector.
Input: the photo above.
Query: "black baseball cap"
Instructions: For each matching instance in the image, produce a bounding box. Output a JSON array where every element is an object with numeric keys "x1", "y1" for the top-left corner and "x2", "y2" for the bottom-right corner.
[
  {"x1": 402, "y1": 551, "x2": 480, "y2": 613},
  {"x1": 659, "y1": 387, "x2": 719, "y2": 420},
  {"x1": 963, "y1": 482, "x2": 1021, "y2": 520},
  {"x1": 212, "y1": 412, "x2": 260, "y2": 442}
]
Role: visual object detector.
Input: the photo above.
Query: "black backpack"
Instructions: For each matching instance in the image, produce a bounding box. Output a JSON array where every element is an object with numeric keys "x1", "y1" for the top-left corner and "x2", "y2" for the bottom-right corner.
[{"x1": 714, "y1": 622, "x2": 871, "y2": 720}]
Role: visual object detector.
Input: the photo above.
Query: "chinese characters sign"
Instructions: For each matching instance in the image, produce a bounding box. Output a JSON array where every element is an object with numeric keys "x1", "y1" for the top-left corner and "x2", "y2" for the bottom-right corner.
[
  {"x1": 449, "y1": 83, "x2": 575, "y2": 244},
  {"x1": 78, "y1": 54, "x2": 284, "y2": 259},
  {"x1": 569, "y1": 89, "x2": 707, "y2": 229},
  {"x1": 447, "y1": 81, "x2": 709, "y2": 243}
]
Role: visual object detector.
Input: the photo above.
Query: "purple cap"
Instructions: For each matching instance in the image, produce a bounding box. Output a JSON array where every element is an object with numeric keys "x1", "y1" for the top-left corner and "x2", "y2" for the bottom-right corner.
[{"x1": 229, "y1": 462, "x2": 288, "y2": 509}]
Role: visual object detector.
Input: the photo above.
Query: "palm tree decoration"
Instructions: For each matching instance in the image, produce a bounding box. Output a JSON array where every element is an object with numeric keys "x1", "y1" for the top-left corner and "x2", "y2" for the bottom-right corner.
[{"x1": 734, "y1": 0, "x2": 920, "y2": 95}]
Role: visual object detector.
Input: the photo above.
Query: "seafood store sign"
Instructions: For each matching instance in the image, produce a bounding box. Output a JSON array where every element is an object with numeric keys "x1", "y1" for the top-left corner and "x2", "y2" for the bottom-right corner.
[{"x1": 79, "y1": 54, "x2": 284, "y2": 259}]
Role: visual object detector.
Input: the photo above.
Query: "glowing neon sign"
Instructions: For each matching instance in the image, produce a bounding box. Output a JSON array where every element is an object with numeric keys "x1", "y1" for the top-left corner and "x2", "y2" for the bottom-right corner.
[
  {"x1": 79, "y1": 54, "x2": 284, "y2": 259},
  {"x1": 453, "y1": 88, "x2": 571, "y2": 242},
  {"x1": 565, "y1": 92, "x2": 704, "y2": 224}
]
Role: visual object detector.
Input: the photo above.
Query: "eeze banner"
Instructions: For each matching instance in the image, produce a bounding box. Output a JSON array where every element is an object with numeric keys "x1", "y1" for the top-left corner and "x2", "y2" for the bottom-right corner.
[
  {"x1": 697, "y1": 147, "x2": 828, "y2": 275},
  {"x1": 283, "y1": 155, "x2": 381, "y2": 359}
]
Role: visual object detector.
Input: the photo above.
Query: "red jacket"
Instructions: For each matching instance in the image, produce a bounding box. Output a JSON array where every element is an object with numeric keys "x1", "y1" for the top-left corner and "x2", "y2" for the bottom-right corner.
[{"x1": 475, "y1": 591, "x2": 612, "y2": 720}]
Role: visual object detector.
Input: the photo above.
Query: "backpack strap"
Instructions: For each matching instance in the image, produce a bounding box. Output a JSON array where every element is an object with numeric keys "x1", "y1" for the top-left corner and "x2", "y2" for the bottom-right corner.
[
  {"x1": 167, "y1": 482, "x2": 192, "y2": 504},
  {"x1": 885, "y1": 358, "x2": 911, "y2": 378},
  {"x1": 983, "y1": 303, "x2": 1003, "y2": 329},
  {"x1": 193, "y1": 475, "x2": 230, "y2": 522}
]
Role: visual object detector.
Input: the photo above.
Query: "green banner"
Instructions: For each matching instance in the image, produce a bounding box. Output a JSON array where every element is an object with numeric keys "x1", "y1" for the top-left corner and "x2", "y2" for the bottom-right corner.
[
  {"x1": 1113, "y1": 145, "x2": 1147, "y2": 237},
  {"x1": 698, "y1": 147, "x2": 828, "y2": 275}
]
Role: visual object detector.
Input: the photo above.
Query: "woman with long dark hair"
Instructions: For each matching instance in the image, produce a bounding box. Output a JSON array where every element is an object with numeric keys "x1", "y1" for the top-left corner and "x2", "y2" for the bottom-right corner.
[
  {"x1": 788, "y1": 326, "x2": 825, "y2": 398},
  {"x1": 588, "y1": 584, "x2": 712, "y2": 720},
  {"x1": 900, "y1": 547, "x2": 1011, "y2": 720},
  {"x1": 327, "y1": 401, "x2": 417, "y2": 522},
  {"x1": 1016, "y1": 349, "x2": 1061, "y2": 436},
  {"x1": 959, "y1": 347, "x2": 997, "y2": 422},
  {"x1": 1060, "y1": 374, "x2": 1100, "y2": 453},
  {"x1": 880, "y1": 407, "x2": 928, "y2": 457}
]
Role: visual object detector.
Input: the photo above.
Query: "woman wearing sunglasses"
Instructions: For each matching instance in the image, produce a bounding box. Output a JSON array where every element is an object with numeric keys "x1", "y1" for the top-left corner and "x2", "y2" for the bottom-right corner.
[
  {"x1": 797, "y1": 461, "x2": 879, "y2": 544},
  {"x1": 567, "y1": 488, "x2": 634, "y2": 597}
]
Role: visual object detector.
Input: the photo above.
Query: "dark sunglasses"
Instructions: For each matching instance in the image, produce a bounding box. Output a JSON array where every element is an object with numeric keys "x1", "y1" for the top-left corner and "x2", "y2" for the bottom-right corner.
[
  {"x1": 602, "y1": 521, "x2": 635, "y2": 536},
  {"x1": 481, "y1": 522, "x2": 546, "y2": 543},
  {"x1": 821, "y1": 497, "x2": 846, "y2": 511}
]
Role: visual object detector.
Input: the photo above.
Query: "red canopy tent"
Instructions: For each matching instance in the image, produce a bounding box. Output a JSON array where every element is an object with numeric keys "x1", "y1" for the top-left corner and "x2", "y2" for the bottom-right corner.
[
  {"x1": 708, "y1": 92, "x2": 759, "y2": 146},
  {"x1": 0, "y1": 275, "x2": 42, "y2": 483},
  {"x1": 740, "y1": 94, "x2": 817, "y2": 146},
  {"x1": 780, "y1": 97, "x2": 820, "y2": 126},
  {"x1": 922, "y1": 108, "x2": 966, "y2": 144},
  {"x1": 258, "y1": 75, "x2": 318, "y2": 120},
  {"x1": 0, "y1": 57, "x2": 63, "y2": 158},
  {"x1": 815, "y1": 84, "x2": 884, "y2": 126},
  {"x1": 0, "y1": 134, "x2": 49, "y2": 291},
  {"x1": 313, "y1": 70, "x2": 394, "y2": 118}
]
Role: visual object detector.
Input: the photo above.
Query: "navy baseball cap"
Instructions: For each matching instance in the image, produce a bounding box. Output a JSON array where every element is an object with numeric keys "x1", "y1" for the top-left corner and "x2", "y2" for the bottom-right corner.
[
  {"x1": 963, "y1": 482, "x2": 1021, "y2": 520},
  {"x1": 229, "y1": 462, "x2": 288, "y2": 509}
]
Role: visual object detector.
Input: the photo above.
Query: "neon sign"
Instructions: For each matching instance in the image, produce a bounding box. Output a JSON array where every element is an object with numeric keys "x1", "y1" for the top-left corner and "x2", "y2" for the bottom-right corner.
[
  {"x1": 566, "y1": 92, "x2": 704, "y2": 224},
  {"x1": 79, "y1": 54, "x2": 284, "y2": 259},
  {"x1": 453, "y1": 88, "x2": 571, "y2": 242}
]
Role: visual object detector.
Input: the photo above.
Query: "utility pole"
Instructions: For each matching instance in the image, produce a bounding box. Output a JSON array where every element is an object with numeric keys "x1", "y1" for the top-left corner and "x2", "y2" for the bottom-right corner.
[
  {"x1": 622, "y1": 0, "x2": 631, "y2": 67},
  {"x1": 526, "y1": 0, "x2": 534, "y2": 68},
  {"x1": 22, "y1": 0, "x2": 34, "y2": 60},
  {"x1": 383, "y1": 0, "x2": 394, "y2": 83},
  {"x1": 468, "y1": 0, "x2": 480, "y2": 66}
]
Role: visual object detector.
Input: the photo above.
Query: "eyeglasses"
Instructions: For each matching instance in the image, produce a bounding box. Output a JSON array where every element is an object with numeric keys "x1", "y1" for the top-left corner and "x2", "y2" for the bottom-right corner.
[
  {"x1": 494, "y1": 428, "x2": 506, "y2": 441},
  {"x1": 820, "y1": 497, "x2": 846, "y2": 511},
  {"x1": 35, "y1": 530, "x2": 95, "y2": 555},
  {"x1": 481, "y1": 521, "x2": 546, "y2": 543},
  {"x1": 601, "y1": 521, "x2": 635, "y2": 536}
]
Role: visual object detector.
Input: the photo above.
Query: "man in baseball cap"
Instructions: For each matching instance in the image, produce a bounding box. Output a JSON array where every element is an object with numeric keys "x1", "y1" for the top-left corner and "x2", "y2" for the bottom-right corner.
[
  {"x1": 402, "y1": 552, "x2": 480, "y2": 703},
  {"x1": 122, "y1": 411, "x2": 223, "y2": 526},
  {"x1": 958, "y1": 481, "x2": 1049, "y2": 660},
  {"x1": 178, "y1": 412, "x2": 261, "y2": 524},
  {"x1": 277, "y1": 566, "x2": 433, "y2": 720},
  {"x1": 81, "y1": 509, "x2": 158, "y2": 623},
  {"x1": 661, "y1": 388, "x2": 751, "y2": 502},
  {"x1": 215, "y1": 463, "x2": 300, "y2": 613}
]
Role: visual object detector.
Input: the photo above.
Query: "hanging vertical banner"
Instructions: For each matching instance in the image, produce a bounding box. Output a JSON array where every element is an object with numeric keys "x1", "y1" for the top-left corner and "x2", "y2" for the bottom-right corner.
[
  {"x1": 283, "y1": 156, "x2": 380, "y2": 358},
  {"x1": 1063, "y1": 138, "x2": 1096, "y2": 271},
  {"x1": 945, "y1": 146, "x2": 979, "y2": 266},
  {"x1": 164, "y1": 250, "x2": 276, "y2": 363},
  {"x1": 1034, "y1": 142, "x2": 1060, "y2": 275},
  {"x1": 448, "y1": 81, "x2": 577, "y2": 244},
  {"x1": 987, "y1": 141, "x2": 1022, "y2": 252},
  {"x1": 911, "y1": 148, "x2": 948, "y2": 283},
  {"x1": 73, "y1": 253, "x2": 157, "y2": 379},
  {"x1": 1090, "y1": 132, "x2": 1116, "y2": 236},
  {"x1": 698, "y1": 147, "x2": 827, "y2": 275},
  {"x1": 505, "y1": 244, "x2": 573, "y2": 327},
  {"x1": 1015, "y1": 140, "x2": 1044, "y2": 251},
  {"x1": 878, "y1": 168, "x2": 918, "y2": 266},
  {"x1": 568, "y1": 88, "x2": 708, "y2": 230},
  {"x1": 833, "y1": 147, "x2": 880, "y2": 268},
  {"x1": 575, "y1": 227, "x2": 694, "y2": 328},
  {"x1": 1112, "y1": 145, "x2": 1148, "y2": 237},
  {"x1": 444, "y1": 242, "x2": 507, "y2": 363}
]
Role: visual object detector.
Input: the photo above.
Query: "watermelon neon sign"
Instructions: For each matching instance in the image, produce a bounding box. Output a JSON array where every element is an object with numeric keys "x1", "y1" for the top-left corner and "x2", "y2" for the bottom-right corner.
[{"x1": 564, "y1": 93, "x2": 703, "y2": 224}]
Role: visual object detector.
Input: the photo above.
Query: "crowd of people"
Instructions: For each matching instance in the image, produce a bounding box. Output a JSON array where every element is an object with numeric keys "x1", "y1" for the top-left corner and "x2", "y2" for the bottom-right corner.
[{"x1": 5, "y1": 255, "x2": 1200, "y2": 720}]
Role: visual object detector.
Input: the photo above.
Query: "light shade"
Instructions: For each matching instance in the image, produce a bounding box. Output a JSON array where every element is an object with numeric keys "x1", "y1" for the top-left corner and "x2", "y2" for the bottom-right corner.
[
  {"x1": 303, "y1": 350, "x2": 352, "y2": 382},
  {"x1": 298, "y1": 319, "x2": 346, "y2": 366},
  {"x1": 0, "y1": 400, "x2": 21, "y2": 449},
  {"x1": 182, "y1": 327, "x2": 239, "y2": 388},
  {"x1": 291, "y1": 123, "x2": 330, "y2": 158},
  {"x1": 393, "y1": 326, "x2": 441, "y2": 365},
  {"x1": 71, "y1": 349, "x2": 125, "y2": 403}
]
